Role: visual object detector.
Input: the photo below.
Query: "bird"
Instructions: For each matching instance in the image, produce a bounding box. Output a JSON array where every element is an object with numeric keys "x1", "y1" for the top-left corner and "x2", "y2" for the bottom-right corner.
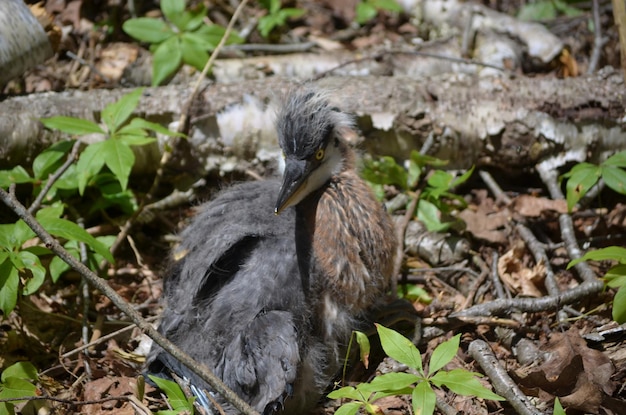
[{"x1": 145, "y1": 87, "x2": 397, "y2": 414}]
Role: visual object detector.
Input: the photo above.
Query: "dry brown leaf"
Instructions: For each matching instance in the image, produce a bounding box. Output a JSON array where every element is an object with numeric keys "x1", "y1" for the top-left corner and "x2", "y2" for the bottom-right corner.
[
  {"x1": 497, "y1": 244, "x2": 544, "y2": 297},
  {"x1": 512, "y1": 195, "x2": 568, "y2": 217}
]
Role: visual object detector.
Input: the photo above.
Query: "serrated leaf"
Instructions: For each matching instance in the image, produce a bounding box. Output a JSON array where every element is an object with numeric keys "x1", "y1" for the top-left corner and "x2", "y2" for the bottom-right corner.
[
  {"x1": 334, "y1": 402, "x2": 363, "y2": 415},
  {"x1": 152, "y1": 37, "x2": 182, "y2": 86},
  {"x1": 148, "y1": 375, "x2": 194, "y2": 412},
  {"x1": 428, "y1": 334, "x2": 460, "y2": 374},
  {"x1": 568, "y1": 246, "x2": 626, "y2": 268},
  {"x1": 602, "y1": 165, "x2": 626, "y2": 195},
  {"x1": 0, "y1": 166, "x2": 33, "y2": 188},
  {"x1": 613, "y1": 285, "x2": 626, "y2": 323},
  {"x1": 431, "y1": 369, "x2": 504, "y2": 400},
  {"x1": 19, "y1": 251, "x2": 46, "y2": 295},
  {"x1": 412, "y1": 381, "x2": 436, "y2": 415},
  {"x1": 0, "y1": 377, "x2": 37, "y2": 401},
  {"x1": 101, "y1": 88, "x2": 144, "y2": 133},
  {"x1": 1, "y1": 362, "x2": 38, "y2": 382},
  {"x1": 354, "y1": 330, "x2": 370, "y2": 368},
  {"x1": 101, "y1": 139, "x2": 134, "y2": 190},
  {"x1": 123, "y1": 18, "x2": 173, "y2": 43},
  {"x1": 35, "y1": 216, "x2": 114, "y2": 263},
  {"x1": 33, "y1": 140, "x2": 75, "y2": 179},
  {"x1": 0, "y1": 259, "x2": 19, "y2": 315},
  {"x1": 368, "y1": 372, "x2": 419, "y2": 392},
  {"x1": 40, "y1": 116, "x2": 104, "y2": 135},
  {"x1": 376, "y1": 324, "x2": 422, "y2": 371}
]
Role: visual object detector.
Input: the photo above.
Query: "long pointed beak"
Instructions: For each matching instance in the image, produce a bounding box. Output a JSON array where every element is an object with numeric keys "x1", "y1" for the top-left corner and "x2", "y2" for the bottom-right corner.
[{"x1": 275, "y1": 159, "x2": 309, "y2": 214}]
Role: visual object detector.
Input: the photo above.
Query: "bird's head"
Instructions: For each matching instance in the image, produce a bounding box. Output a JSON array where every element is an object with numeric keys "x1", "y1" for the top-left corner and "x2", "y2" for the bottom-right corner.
[{"x1": 274, "y1": 89, "x2": 354, "y2": 214}]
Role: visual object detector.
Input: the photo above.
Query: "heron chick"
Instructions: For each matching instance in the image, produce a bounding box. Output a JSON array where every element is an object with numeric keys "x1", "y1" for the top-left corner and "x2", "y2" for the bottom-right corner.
[{"x1": 146, "y1": 88, "x2": 396, "y2": 414}]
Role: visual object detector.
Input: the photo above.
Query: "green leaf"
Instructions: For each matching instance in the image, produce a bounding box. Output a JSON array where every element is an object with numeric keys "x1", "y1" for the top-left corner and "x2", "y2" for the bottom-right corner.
[
  {"x1": 603, "y1": 150, "x2": 626, "y2": 167},
  {"x1": 101, "y1": 88, "x2": 144, "y2": 133},
  {"x1": 33, "y1": 140, "x2": 75, "y2": 179},
  {"x1": 123, "y1": 18, "x2": 174, "y2": 43},
  {"x1": 334, "y1": 402, "x2": 363, "y2": 415},
  {"x1": 451, "y1": 166, "x2": 475, "y2": 187},
  {"x1": 127, "y1": 118, "x2": 184, "y2": 137},
  {"x1": 161, "y1": 0, "x2": 186, "y2": 27},
  {"x1": 76, "y1": 141, "x2": 106, "y2": 194},
  {"x1": 399, "y1": 284, "x2": 432, "y2": 303},
  {"x1": 328, "y1": 386, "x2": 361, "y2": 401},
  {"x1": 49, "y1": 254, "x2": 71, "y2": 283},
  {"x1": 0, "y1": 259, "x2": 19, "y2": 315},
  {"x1": 0, "y1": 377, "x2": 37, "y2": 401},
  {"x1": 182, "y1": 5, "x2": 208, "y2": 32},
  {"x1": 181, "y1": 34, "x2": 211, "y2": 69},
  {"x1": 13, "y1": 220, "x2": 36, "y2": 247},
  {"x1": 417, "y1": 199, "x2": 449, "y2": 232},
  {"x1": 412, "y1": 381, "x2": 436, "y2": 415},
  {"x1": 518, "y1": 1, "x2": 556, "y2": 21},
  {"x1": 613, "y1": 285, "x2": 626, "y2": 323},
  {"x1": 410, "y1": 151, "x2": 448, "y2": 168},
  {"x1": 355, "y1": 330, "x2": 371, "y2": 368},
  {"x1": 376, "y1": 324, "x2": 422, "y2": 371},
  {"x1": 602, "y1": 165, "x2": 626, "y2": 195},
  {"x1": 19, "y1": 251, "x2": 46, "y2": 295},
  {"x1": 1, "y1": 362, "x2": 38, "y2": 382},
  {"x1": 568, "y1": 246, "x2": 626, "y2": 268},
  {"x1": 605, "y1": 265, "x2": 626, "y2": 287},
  {"x1": 41, "y1": 116, "x2": 104, "y2": 135},
  {"x1": 116, "y1": 135, "x2": 156, "y2": 146},
  {"x1": 148, "y1": 375, "x2": 194, "y2": 412},
  {"x1": 428, "y1": 334, "x2": 460, "y2": 374},
  {"x1": 431, "y1": 369, "x2": 505, "y2": 400},
  {"x1": 35, "y1": 216, "x2": 114, "y2": 263},
  {"x1": 564, "y1": 163, "x2": 600, "y2": 211},
  {"x1": 553, "y1": 397, "x2": 566, "y2": 415},
  {"x1": 101, "y1": 139, "x2": 135, "y2": 190},
  {"x1": 0, "y1": 166, "x2": 33, "y2": 188},
  {"x1": 36, "y1": 203, "x2": 64, "y2": 220},
  {"x1": 356, "y1": 2, "x2": 378, "y2": 24},
  {"x1": 152, "y1": 37, "x2": 183, "y2": 86},
  {"x1": 368, "y1": 372, "x2": 419, "y2": 392},
  {"x1": 362, "y1": 156, "x2": 407, "y2": 189},
  {"x1": 370, "y1": 0, "x2": 403, "y2": 12},
  {"x1": 278, "y1": 8, "x2": 306, "y2": 19}
]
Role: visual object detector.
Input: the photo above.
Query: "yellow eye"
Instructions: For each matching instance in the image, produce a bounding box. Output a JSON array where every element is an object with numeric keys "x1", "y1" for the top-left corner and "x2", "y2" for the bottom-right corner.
[{"x1": 315, "y1": 148, "x2": 325, "y2": 160}]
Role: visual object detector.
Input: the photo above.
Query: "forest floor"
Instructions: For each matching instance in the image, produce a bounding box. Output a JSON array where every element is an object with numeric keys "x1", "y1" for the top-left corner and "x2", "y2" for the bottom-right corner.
[{"x1": 1, "y1": 1, "x2": 625, "y2": 415}]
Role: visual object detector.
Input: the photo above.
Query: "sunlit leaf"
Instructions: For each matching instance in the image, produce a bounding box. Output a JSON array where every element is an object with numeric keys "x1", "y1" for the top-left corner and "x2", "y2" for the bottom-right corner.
[
  {"x1": 356, "y1": 2, "x2": 378, "y2": 24},
  {"x1": 33, "y1": 140, "x2": 75, "y2": 179},
  {"x1": 0, "y1": 377, "x2": 37, "y2": 401},
  {"x1": 613, "y1": 285, "x2": 626, "y2": 323},
  {"x1": 19, "y1": 251, "x2": 46, "y2": 295},
  {"x1": 101, "y1": 88, "x2": 144, "y2": 133},
  {"x1": 148, "y1": 375, "x2": 194, "y2": 412},
  {"x1": 161, "y1": 0, "x2": 186, "y2": 28},
  {"x1": 602, "y1": 165, "x2": 626, "y2": 195},
  {"x1": 368, "y1": 372, "x2": 418, "y2": 392},
  {"x1": 76, "y1": 141, "x2": 106, "y2": 194},
  {"x1": 101, "y1": 139, "x2": 135, "y2": 190},
  {"x1": 40, "y1": 116, "x2": 103, "y2": 135},
  {"x1": 376, "y1": 324, "x2": 422, "y2": 371},
  {"x1": 412, "y1": 381, "x2": 436, "y2": 415},
  {"x1": 1, "y1": 362, "x2": 38, "y2": 382},
  {"x1": 152, "y1": 37, "x2": 182, "y2": 86},
  {"x1": 0, "y1": 259, "x2": 19, "y2": 315},
  {"x1": 123, "y1": 17, "x2": 173, "y2": 43},
  {"x1": 428, "y1": 334, "x2": 460, "y2": 374},
  {"x1": 568, "y1": 246, "x2": 626, "y2": 268},
  {"x1": 431, "y1": 369, "x2": 504, "y2": 400},
  {"x1": 328, "y1": 386, "x2": 361, "y2": 400},
  {"x1": 334, "y1": 402, "x2": 362, "y2": 415},
  {"x1": 354, "y1": 330, "x2": 371, "y2": 368},
  {"x1": 0, "y1": 166, "x2": 33, "y2": 188}
]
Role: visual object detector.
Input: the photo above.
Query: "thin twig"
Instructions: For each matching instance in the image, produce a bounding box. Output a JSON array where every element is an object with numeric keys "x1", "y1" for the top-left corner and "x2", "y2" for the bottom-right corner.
[
  {"x1": 28, "y1": 140, "x2": 81, "y2": 215},
  {"x1": 490, "y1": 252, "x2": 506, "y2": 300},
  {"x1": 0, "y1": 395, "x2": 131, "y2": 406},
  {"x1": 588, "y1": 0, "x2": 607, "y2": 73},
  {"x1": 479, "y1": 170, "x2": 512, "y2": 205},
  {"x1": 468, "y1": 339, "x2": 541, "y2": 415},
  {"x1": 515, "y1": 223, "x2": 559, "y2": 296},
  {"x1": 0, "y1": 188, "x2": 260, "y2": 415}
]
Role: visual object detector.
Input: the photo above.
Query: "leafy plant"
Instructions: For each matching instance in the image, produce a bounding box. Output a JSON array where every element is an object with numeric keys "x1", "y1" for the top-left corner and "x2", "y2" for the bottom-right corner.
[
  {"x1": 258, "y1": 0, "x2": 305, "y2": 38},
  {"x1": 568, "y1": 246, "x2": 626, "y2": 323},
  {"x1": 560, "y1": 150, "x2": 626, "y2": 211},
  {"x1": 148, "y1": 375, "x2": 195, "y2": 415},
  {"x1": 329, "y1": 325, "x2": 504, "y2": 415},
  {"x1": 0, "y1": 88, "x2": 177, "y2": 314},
  {"x1": 355, "y1": 0, "x2": 403, "y2": 25},
  {"x1": 123, "y1": 0, "x2": 243, "y2": 85},
  {"x1": 0, "y1": 361, "x2": 38, "y2": 415},
  {"x1": 518, "y1": 0, "x2": 583, "y2": 21},
  {"x1": 362, "y1": 150, "x2": 473, "y2": 231}
]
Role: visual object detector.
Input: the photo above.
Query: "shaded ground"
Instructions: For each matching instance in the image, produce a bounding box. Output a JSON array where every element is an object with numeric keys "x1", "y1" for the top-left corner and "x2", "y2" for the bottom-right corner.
[{"x1": 1, "y1": 1, "x2": 625, "y2": 414}]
